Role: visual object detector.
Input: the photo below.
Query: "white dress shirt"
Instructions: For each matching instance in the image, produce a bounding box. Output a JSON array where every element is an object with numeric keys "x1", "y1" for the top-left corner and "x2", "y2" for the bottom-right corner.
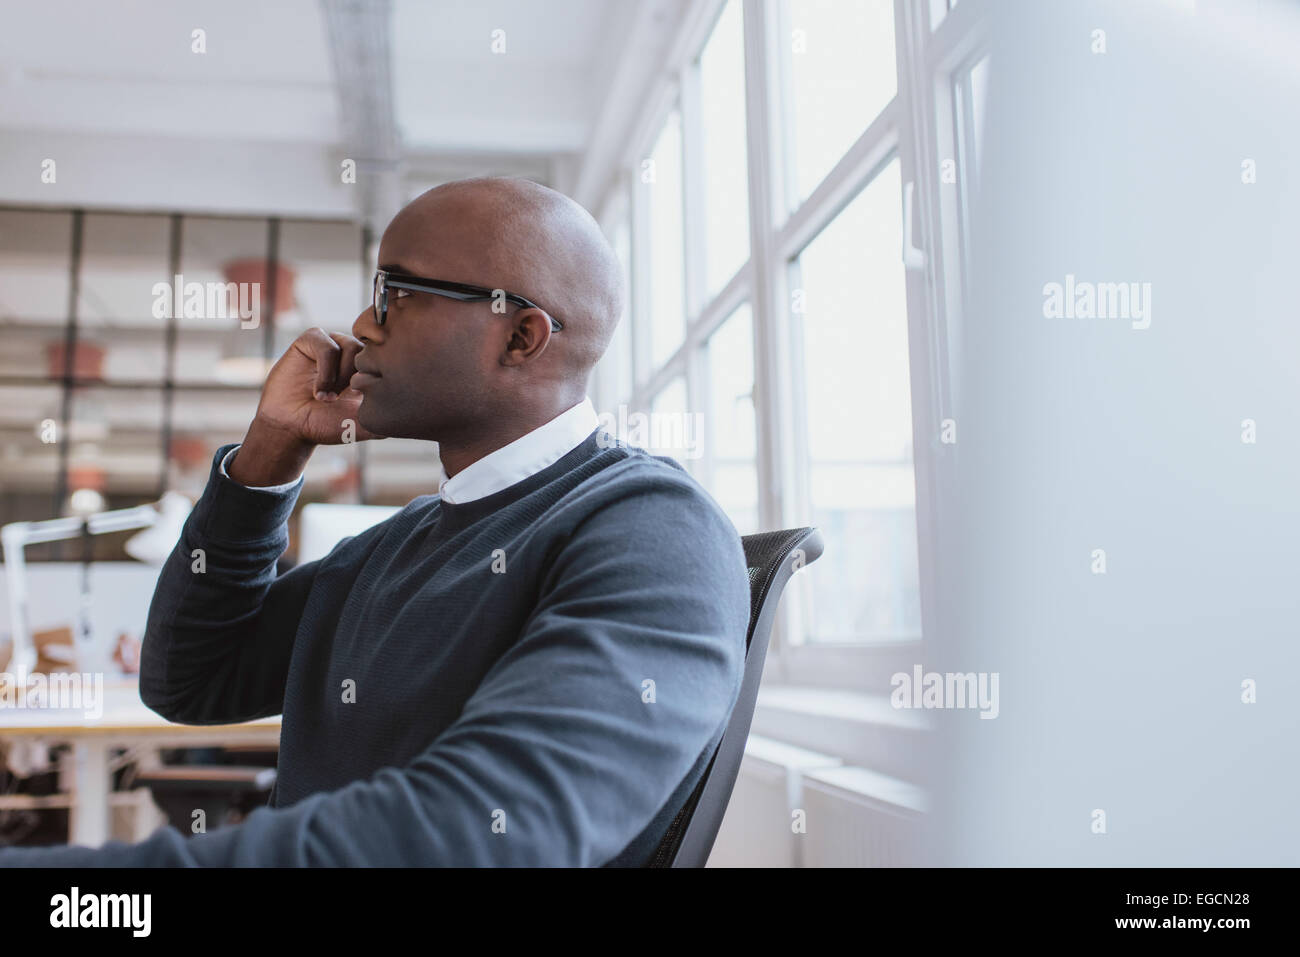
[
  {"x1": 436, "y1": 395, "x2": 598, "y2": 504},
  {"x1": 221, "y1": 396, "x2": 600, "y2": 504}
]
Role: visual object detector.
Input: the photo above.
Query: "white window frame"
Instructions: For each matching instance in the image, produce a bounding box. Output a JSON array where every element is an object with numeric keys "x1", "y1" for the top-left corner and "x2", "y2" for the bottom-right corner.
[
  {"x1": 586, "y1": 0, "x2": 992, "y2": 694},
  {"x1": 623, "y1": 1, "x2": 757, "y2": 487}
]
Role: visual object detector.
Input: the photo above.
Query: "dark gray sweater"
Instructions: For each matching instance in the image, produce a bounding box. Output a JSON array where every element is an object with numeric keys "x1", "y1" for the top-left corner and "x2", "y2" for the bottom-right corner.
[{"x1": 0, "y1": 427, "x2": 750, "y2": 867}]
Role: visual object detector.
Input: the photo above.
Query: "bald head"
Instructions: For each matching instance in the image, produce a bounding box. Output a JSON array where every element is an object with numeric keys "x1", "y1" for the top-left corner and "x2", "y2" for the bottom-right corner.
[
  {"x1": 350, "y1": 176, "x2": 623, "y2": 462},
  {"x1": 391, "y1": 176, "x2": 624, "y2": 383}
]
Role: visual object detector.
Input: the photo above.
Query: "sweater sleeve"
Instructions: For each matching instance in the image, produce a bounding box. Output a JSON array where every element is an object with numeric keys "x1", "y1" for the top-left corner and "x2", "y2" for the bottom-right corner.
[
  {"x1": 136, "y1": 443, "x2": 312, "y2": 725},
  {"x1": 0, "y1": 471, "x2": 750, "y2": 867}
]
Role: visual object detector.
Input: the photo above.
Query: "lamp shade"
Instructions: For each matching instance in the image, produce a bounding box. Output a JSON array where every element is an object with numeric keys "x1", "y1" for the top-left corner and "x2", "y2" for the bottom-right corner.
[{"x1": 123, "y1": 491, "x2": 194, "y2": 566}]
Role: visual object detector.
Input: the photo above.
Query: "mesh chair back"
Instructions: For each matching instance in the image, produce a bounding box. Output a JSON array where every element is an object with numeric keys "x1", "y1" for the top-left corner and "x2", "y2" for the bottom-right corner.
[{"x1": 645, "y1": 526, "x2": 823, "y2": 867}]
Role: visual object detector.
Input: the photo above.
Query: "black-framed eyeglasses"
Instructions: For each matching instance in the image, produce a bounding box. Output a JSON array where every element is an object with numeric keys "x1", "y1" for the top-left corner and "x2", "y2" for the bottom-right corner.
[{"x1": 372, "y1": 269, "x2": 564, "y2": 332}]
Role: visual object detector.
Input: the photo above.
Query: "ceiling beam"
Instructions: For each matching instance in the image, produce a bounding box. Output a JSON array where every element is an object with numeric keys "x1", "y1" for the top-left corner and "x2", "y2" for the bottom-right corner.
[{"x1": 321, "y1": 0, "x2": 403, "y2": 237}]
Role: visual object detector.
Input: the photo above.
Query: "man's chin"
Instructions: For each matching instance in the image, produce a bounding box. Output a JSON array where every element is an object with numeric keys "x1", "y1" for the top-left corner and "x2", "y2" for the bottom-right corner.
[
  {"x1": 355, "y1": 396, "x2": 404, "y2": 441},
  {"x1": 354, "y1": 397, "x2": 385, "y2": 438}
]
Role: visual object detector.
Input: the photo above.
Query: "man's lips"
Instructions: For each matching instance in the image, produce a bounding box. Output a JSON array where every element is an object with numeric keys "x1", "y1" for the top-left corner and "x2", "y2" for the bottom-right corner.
[{"x1": 350, "y1": 366, "x2": 382, "y2": 389}]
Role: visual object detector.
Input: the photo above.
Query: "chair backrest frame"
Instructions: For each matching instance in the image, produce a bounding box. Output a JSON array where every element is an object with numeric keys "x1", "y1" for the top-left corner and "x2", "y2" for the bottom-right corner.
[{"x1": 646, "y1": 526, "x2": 823, "y2": 867}]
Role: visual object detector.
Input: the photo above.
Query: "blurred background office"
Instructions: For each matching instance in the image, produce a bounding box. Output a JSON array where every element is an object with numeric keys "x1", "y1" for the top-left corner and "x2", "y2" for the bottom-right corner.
[
  {"x1": 0, "y1": 0, "x2": 979, "y2": 864},
  {"x1": 7, "y1": 0, "x2": 1294, "y2": 867}
]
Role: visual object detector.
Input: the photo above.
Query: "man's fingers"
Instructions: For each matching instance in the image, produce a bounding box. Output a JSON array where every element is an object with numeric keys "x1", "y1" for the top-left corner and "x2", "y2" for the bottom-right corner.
[
  {"x1": 330, "y1": 333, "x2": 366, "y2": 392},
  {"x1": 301, "y1": 328, "x2": 342, "y2": 396}
]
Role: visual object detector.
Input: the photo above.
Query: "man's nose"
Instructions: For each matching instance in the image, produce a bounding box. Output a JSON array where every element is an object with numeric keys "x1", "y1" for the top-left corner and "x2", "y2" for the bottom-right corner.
[{"x1": 352, "y1": 304, "x2": 385, "y2": 344}]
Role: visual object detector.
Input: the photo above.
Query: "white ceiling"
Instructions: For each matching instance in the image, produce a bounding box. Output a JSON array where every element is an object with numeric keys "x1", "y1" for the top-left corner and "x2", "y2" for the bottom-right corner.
[
  {"x1": 392, "y1": 0, "x2": 632, "y2": 155},
  {"x1": 0, "y1": 0, "x2": 339, "y2": 144},
  {"x1": 0, "y1": 0, "x2": 636, "y2": 163}
]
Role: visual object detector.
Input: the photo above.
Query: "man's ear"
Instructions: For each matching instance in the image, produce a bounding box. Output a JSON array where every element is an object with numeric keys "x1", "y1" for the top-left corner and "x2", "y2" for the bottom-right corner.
[{"x1": 501, "y1": 308, "x2": 553, "y2": 365}]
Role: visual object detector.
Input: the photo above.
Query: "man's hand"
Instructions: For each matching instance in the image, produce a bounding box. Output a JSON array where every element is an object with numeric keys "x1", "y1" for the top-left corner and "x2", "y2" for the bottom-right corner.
[{"x1": 228, "y1": 329, "x2": 385, "y2": 487}]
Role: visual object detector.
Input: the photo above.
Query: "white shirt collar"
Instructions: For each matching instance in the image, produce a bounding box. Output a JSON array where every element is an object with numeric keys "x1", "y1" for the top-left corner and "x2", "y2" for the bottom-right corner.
[{"x1": 436, "y1": 396, "x2": 599, "y2": 505}]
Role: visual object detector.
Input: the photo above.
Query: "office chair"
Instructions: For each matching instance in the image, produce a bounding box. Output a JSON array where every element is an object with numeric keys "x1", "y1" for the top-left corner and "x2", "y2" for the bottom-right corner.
[
  {"x1": 133, "y1": 755, "x2": 278, "y2": 833},
  {"x1": 646, "y1": 526, "x2": 823, "y2": 868}
]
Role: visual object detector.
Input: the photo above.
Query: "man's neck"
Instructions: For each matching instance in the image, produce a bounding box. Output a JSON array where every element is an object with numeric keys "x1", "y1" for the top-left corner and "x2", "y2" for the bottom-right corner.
[
  {"x1": 438, "y1": 431, "x2": 527, "y2": 481},
  {"x1": 437, "y1": 396, "x2": 584, "y2": 480}
]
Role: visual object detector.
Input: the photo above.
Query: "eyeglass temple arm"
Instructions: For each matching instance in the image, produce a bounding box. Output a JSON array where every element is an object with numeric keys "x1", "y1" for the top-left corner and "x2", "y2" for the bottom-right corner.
[{"x1": 380, "y1": 278, "x2": 563, "y2": 330}]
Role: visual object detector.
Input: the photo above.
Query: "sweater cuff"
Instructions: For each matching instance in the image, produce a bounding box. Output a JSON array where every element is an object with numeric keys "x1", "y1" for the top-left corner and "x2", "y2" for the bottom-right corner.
[
  {"x1": 220, "y1": 445, "x2": 301, "y2": 493},
  {"x1": 196, "y1": 443, "x2": 304, "y2": 542}
]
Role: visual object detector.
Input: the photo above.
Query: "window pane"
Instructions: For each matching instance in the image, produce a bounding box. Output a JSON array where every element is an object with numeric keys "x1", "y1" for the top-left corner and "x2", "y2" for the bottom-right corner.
[
  {"x1": 786, "y1": 0, "x2": 897, "y2": 205},
  {"x1": 644, "y1": 110, "x2": 686, "y2": 369},
  {"x1": 706, "y1": 303, "x2": 758, "y2": 534},
  {"x1": 608, "y1": 212, "x2": 634, "y2": 402},
  {"x1": 793, "y1": 157, "x2": 921, "y2": 641},
  {"x1": 649, "y1": 376, "x2": 696, "y2": 474},
  {"x1": 699, "y1": 0, "x2": 750, "y2": 297}
]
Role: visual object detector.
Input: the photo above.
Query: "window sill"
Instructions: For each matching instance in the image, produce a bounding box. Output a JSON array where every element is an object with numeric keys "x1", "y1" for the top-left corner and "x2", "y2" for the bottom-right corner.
[
  {"x1": 749, "y1": 684, "x2": 929, "y2": 785},
  {"x1": 739, "y1": 733, "x2": 928, "y2": 818}
]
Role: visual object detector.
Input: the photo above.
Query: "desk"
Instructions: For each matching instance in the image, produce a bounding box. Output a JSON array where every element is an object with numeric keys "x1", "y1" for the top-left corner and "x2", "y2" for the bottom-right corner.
[{"x1": 0, "y1": 678, "x2": 280, "y2": 847}]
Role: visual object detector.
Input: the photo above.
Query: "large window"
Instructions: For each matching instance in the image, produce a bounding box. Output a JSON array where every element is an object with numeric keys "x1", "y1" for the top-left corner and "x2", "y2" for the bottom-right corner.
[
  {"x1": 591, "y1": 0, "x2": 989, "y2": 679},
  {"x1": 644, "y1": 110, "x2": 686, "y2": 371},
  {"x1": 603, "y1": 0, "x2": 759, "y2": 538},
  {"x1": 698, "y1": 0, "x2": 750, "y2": 297},
  {"x1": 790, "y1": 158, "x2": 921, "y2": 641},
  {"x1": 782, "y1": 0, "x2": 898, "y2": 206},
  {"x1": 649, "y1": 375, "x2": 691, "y2": 466},
  {"x1": 607, "y1": 207, "x2": 634, "y2": 404},
  {"x1": 705, "y1": 303, "x2": 758, "y2": 535}
]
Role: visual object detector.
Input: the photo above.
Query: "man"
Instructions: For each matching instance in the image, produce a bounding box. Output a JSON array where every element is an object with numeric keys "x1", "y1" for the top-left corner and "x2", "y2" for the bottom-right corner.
[{"x1": 0, "y1": 177, "x2": 750, "y2": 867}]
